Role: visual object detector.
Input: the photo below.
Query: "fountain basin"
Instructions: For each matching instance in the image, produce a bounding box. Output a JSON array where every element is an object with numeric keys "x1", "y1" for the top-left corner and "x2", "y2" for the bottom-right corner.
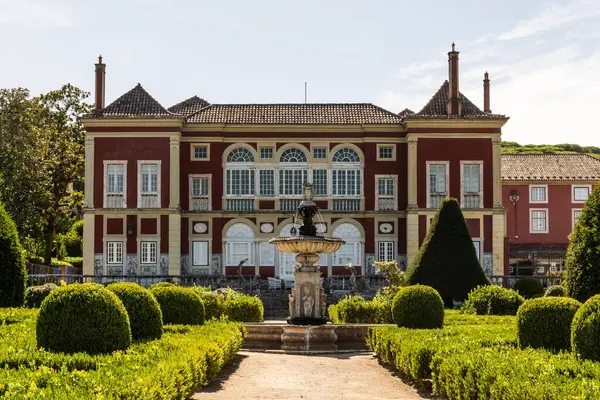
[{"x1": 269, "y1": 236, "x2": 345, "y2": 254}]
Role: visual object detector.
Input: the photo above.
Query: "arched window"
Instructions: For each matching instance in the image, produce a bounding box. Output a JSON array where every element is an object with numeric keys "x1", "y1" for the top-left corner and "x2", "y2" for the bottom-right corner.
[
  {"x1": 225, "y1": 223, "x2": 254, "y2": 266},
  {"x1": 332, "y1": 148, "x2": 361, "y2": 197},
  {"x1": 279, "y1": 148, "x2": 308, "y2": 197},
  {"x1": 332, "y1": 223, "x2": 362, "y2": 267},
  {"x1": 225, "y1": 147, "x2": 255, "y2": 197}
]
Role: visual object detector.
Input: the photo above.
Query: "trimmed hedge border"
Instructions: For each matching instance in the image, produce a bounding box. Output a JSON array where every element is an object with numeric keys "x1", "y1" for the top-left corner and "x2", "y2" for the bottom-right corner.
[{"x1": 328, "y1": 295, "x2": 392, "y2": 324}]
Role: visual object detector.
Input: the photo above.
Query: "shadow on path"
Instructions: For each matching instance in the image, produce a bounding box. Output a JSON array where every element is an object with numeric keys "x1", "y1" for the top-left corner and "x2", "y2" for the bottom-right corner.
[{"x1": 200, "y1": 353, "x2": 248, "y2": 393}]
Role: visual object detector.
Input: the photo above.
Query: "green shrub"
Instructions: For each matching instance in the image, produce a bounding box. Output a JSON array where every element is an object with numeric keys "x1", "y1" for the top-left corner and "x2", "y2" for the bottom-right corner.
[
  {"x1": 150, "y1": 281, "x2": 175, "y2": 289},
  {"x1": 462, "y1": 285, "x2": 524, "y2": 315},
  {"x1": 224, "y1": 295, "x2": 264, "y2": 322},
  {"x1": 149, "y1": 285, "x2": 205, "y2": 325},
  {"x1": 517, "y1": 297, "x2": 581, "y2": 351},
  {"x1": 392, "y1": 285, "x2": 444, "y2": 329},
  {"x1": 194, "y1": 290, "x2": 225, "y2": 320},
  {"x1": 36, "y1": 283, "x2": 132, "y2": 354},
  {"x1": 571, "y1": 294, "x2": 600, "y2": 361},
  {"x1": 328, "y1": 295, "x2": 392, "y2": 324},
  {"x1": 545, "y1": 285, "x2": 567, "y2": 297},
  {"x1": 24, "y1": 283, "x2": 58, "y2": 308},
  {"x1": 564, "y1": 184, "x2": 600, "y2": 302},
  {"x1": 214, "y1": 287, "x2": 241, "y2": 300},
  {"x1": 405, "y1": 198, "x2": 489, "y2": 306},
  {"x1": 513, "y1": 278, "x2": 544, "y2": 299},
  {"x1": 107, "y1": 282, "x2": 163, "y2": 341},
  {"x1": 60, "y1": 220, "x2": 83, "y2": 257},
  {"x1": 0, "y1": 203, "x2": 27, "y2": 307},
  {"x1": 62, "y1": 256, "x2": 83, "y2": 269},
  {"x1": 50, "y1": 258, "x2": 73, "y2": 267}
]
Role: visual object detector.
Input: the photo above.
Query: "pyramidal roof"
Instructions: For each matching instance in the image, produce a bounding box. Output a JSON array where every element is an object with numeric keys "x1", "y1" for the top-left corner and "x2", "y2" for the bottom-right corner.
[
  {"x1": 404, "y1": 80, "x2": 507, "y2": 120},
  {"x1": 92, "y1": 84, "x2": 178, "y2": 118},
  {"x1": 168, "y1": 95, "x2": 211, "y2": 116}
]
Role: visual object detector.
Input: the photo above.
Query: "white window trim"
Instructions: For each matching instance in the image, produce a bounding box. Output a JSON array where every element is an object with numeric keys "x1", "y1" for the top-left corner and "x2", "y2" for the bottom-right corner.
[
  {"x1": 331, "y1": 164, "x2": 362, "y2": 197},
  {"x1": 572, "y1": 208, "x2": 583, "y2": 232},
  {"x1": 529, "y1": 184, "x2": 548, "y2": 204},
  {"x1": 258, "y1": 169, "x2": 276, "y2": 197},
  {"x1": 188, "y1": 174, "x2": 212, "y2": 211},
  {"x1": 106, "y1": 241, "x2": 124, "y2": 265},
  {"x1": 191, "y1": 240, "x2": 210, "y2": 267},
  {"x1": 139, "y1": 239, "x2": 159, "y2": 265},
  {"x1": 190, "y1": 144, "x2": 210, "y2": 161},
  {"x1": 426, "y1": 161, "x2": 449, "y2": 208},
  {"x1": 259, "y1": 241, "x2": 275, "y2": 266},
  {"x1": 377, "y1": 240, "x2": 396, "y2": 262},
  {"x1": 472, "y1": 238, "x2": 483, "y2": 262},
  {"x1": 375, "y1": 174, "x2": 398, "y2": 211},
  {"x1": 259, "y1": 146, "x2": 274, "y2": 160},
  {"x1": 572, "y1": 184, "x2": 592, "y2": 204},
  {"x1": 529, "y1": 208, "x2": 549, "y2": 234},
  {"x1": 137, "y1": 160, "x2": 162, "y2": 208},
  {"x1": 224, "y1": 164, "x2": 256, "y2": 197},
  {"x1": 311, "y1": 145, "x2": 328, "y2": 161},
  {"x1": 103, "y1": 160, "x2": 127, "y2": 208},
  {"x1": 376, "y1": 144, "x2": 396, "y2": 161},
  {"x1": 460, "y1": 160, "x2": 484, "y2": 209}
]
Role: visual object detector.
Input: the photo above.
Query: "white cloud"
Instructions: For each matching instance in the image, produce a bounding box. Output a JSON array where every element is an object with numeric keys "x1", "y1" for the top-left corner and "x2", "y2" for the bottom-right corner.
[{"x1": 0, "y1": 0, "x2": 78, "y2": 28}]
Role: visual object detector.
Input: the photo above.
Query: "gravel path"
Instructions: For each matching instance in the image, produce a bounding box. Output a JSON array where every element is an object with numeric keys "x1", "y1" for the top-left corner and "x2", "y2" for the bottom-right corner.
[{"x1": 194, "y1": 351, "x2": 429, "y2": 400}]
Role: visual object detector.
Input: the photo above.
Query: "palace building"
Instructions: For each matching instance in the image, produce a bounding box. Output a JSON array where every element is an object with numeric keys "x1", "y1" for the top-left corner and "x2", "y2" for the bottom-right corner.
[{"x1": 81, "y1": 45, "x2": 509, "y2": 279}]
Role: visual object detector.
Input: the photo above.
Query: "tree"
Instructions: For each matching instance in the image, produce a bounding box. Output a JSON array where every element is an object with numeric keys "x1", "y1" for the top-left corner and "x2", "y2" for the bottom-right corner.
[
  {"x1": 0, "y1": 202, "x2": 27, "y2": 306},
  {"x1": 564, "y1": 184, "x2": 600, "y2": 302},
  {"x1": 405, "y1": 198, "x2": 490, "y2": 306}
]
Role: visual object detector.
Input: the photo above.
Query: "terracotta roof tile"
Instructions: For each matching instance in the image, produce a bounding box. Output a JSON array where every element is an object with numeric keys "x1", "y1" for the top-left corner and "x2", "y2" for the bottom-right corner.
[
  {"x1": 397, "y1": 108, "x2": 414, "y2": 117},
  {"x1": 501, "y1": 154, "x2": 600, "y2": 181},
  {"x1": 167, "y1": 96, "x2": 210, "y2": 116},
  {"x1": 186, "y1": 103, "x2": 403, "y2": 124},
  {"x1": 91, "y1": 84, "x2": 177, "y2": 118},
  {"x1": 404, "y1": 80, "x2": 507, "y2": 120}
]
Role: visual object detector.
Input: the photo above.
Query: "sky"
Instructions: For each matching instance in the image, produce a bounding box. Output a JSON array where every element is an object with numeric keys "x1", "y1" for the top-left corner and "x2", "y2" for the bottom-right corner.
[{"x1": 0, "y1": 0, "x2": 598, "y2": 146}]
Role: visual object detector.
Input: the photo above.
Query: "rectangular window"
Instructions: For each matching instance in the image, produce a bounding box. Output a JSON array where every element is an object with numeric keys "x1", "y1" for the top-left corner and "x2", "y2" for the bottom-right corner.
[
  {"x1": 573, "y1": 209, "x2": 583, "y2": 231},
  {"x1": 530, "y1": 185, "x2": 547, "y2": 203},
  {"x1": 226, "y1": 242, "x2": 255, "y2": 266},
  {"x1": 279, "y1": 169, "x2": 308, "y2": 195},
  {"x1": 192, "y1": 145, "x2": 209, "y2": 160},
  {"x1": 313, "y1": 147, "x2": 327, "y2": 159},
  {"x1": 107, "y1": 241, "x2": 123, "y2": 264},
  {"x1": 313, "y1": 169, "x2": 328, "y2": 196},
  {"x1": 378, "y1": 178, "x2": 394, "y2": 197},
  {"x1": 378, "y1": 241, "x2": 394, "y2": 262},
  {"x1": 332, "y1": 170, "x2": 361, "y2": 196},
  {"x1": 191, "y1": 177, "x2": 209, "y2": 197},
  {"x1": 530, "y1": 209, "x2": 548, "y2": 233},
  {"x1": 192, "y1": 241, "x2": 209, "y2": 266},
  {"x1": 378, "y1": 146, "x2": 394, "y2": 160},
  {"x1": 573, "y1": 185, "x2": 591, "y2": 202},
  {"x1": 141, "y1": 164, "x2": 159, "y2": 193},
  {"x1": 260, "y1": 242, "x2": 274, "y2": 266},
  {"x1": 259, "y1": 170, "x2": 275, "y2": 196},
  {"x1": 139, "y1": 162, "x2": 160, "y2": 208},
  {"x1": 105, "y1": 162, "x2": 126, "y2": 208},
  {"x1": 140, "y1": 241, "x2": 157, "y2": 264},
  {"x1": 376, "y1": 176, "x2": 396, "y2": 211},
  {"x1": 462, "y1": 163, "x2": 482, "y2": 208},
  {"x1": 428, "y1": 163, "x2": 447, "y2": 208},
  {"x1": 260, "y1": 147, "x2": 273, "y2": 159},
  {"x1": 226, "y1": 169, "x2": 255, "y2": 195}
]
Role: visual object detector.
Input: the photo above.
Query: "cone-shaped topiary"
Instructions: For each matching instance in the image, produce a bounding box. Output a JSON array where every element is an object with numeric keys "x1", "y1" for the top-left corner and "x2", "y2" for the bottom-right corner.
[
  {"x1": 545, "y1": 285, "x2": 567, "y2": 297},
  {"x1": 565, "y1": 184, "x2": 600, "y2": 302},
  {"x1": 36, "y1": 283, "x2": 131, "y2": 354},
  {"x1": 392, "y1": 285, "x2": 444, "y2": 329},
  {"x1": 149, "y1": 285, "x2": 205, "y2": 325},
  {"x1": 0, "y1": 203, "x2": 27, "y2": 307},
  {"x1": 107, "y1": 282, "x2": 163, "y2": 341},
  {"x1": 405, "y1": 198, "x2": 490, "y2": 306},
  {"x1": 571, "y1": 294, "x2": 600, "y2": 361},
  {"x1": 517, "y1": 297, "x2": 581, "y2": 351}
]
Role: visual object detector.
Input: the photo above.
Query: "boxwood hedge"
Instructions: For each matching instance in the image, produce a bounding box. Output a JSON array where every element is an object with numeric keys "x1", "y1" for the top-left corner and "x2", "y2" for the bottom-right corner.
[
  {"x1": 462, "y1": 285, "x2": 524, "y2": 316},
  {"x1": 107, "y1": 282, "x2": 163, "y2": 341},
  {"x1": 149, "y1": 285, "x2": 205, "y2": 325},
  {"x1": 392, "y1": 285, "x2": 444, "y2": 329},
  {"x1": 24, "y1": 283, "x2": 58, "y2": 308},
  {"x1": 571, "y1": 294, "x2": 600, "y2": 361}
]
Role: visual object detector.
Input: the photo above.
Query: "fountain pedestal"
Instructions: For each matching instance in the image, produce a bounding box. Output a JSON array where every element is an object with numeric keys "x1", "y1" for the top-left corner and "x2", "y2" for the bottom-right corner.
[{"x1": 288, "y1": 269, "x2": 327, "y2": 325}]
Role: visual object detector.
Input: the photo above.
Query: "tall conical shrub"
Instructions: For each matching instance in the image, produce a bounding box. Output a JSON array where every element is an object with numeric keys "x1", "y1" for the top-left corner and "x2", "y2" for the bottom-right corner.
[
  {"x1": 565, "y1": 184, "x2": 600, "y2": 302},
  {"x1": 405, "y1": 198, "x2": 489, "y2": 306},
  {"x1": 0, "y1": 203, "x2": 27, "y2": 306}
]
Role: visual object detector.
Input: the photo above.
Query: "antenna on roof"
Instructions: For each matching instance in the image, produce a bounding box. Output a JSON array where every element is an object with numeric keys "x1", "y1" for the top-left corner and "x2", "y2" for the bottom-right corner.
[{"x1": 304, "y1": 82, "x2": 307, "y2": 104}]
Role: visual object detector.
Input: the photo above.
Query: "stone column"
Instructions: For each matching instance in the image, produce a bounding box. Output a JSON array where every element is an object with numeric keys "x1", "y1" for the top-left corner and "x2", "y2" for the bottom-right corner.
[
  {"x1": 492, "y1": 212, "x2": 505, "y2": 275},
  {"x1": 406, "y1": 136, "x2": 419, "y2": 266},
  {"x1": 168, "y1": 214, "x2": 181, "y2": 276},
  {"x1": 82, "y1": 213, "x2": 95, "y2": 275},
  {"x1": 492, "y1": 137, "x2": 502, "y2": 208},
  {"x1": 84, "y1": 137, "x2": 95, "y2": 207},
  {"x1": 168, "y1": 135, "x2": 181, "y2": 275},
  {"x1": 406, "y1": 212, "x2": 419, "y2": 266},
  {"x1": 407, "y1": 136, "x2": 418, "y2": 207},
  {"x1": 169, "y1": 136, "x2": 180, "y2": 209}
]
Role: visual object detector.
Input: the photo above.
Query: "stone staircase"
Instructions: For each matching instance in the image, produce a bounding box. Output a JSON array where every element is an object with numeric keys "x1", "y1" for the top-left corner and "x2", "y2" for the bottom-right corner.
[{"x1": 259, "y1": 290, "x2": 291, "y2": 319}]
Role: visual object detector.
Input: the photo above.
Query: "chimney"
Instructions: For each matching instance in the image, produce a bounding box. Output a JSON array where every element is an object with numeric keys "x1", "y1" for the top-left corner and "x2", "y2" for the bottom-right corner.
[
  {"x1": 483, "y1": 71, "x2": 491, "y2": 113},
  {"x1": 95, "y1": 55, "x2": 106, "y2": 110},
  {"x1": 447, "y1": 42, "x2": 461, "y2": 116}
]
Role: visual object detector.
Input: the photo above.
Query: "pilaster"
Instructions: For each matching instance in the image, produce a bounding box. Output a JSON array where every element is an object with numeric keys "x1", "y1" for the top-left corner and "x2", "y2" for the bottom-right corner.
[
  {"x1": 492, "y1": 213, "x2": 505, "y2": 275},
  {"x1": 407, "y1": 136, "x2": 418, "y2": 208},
  {"x1": 84, "y1": 137, "x2": 95, "y2": 207},
  {"x1": 82, "y1": 212, "x2": 95, "y2": 275},
  {"x1": 169, "y1": 136, "x2": 181, "y2": 209},
  {"x1": 406, "y1": 212, "x2": 420, "y2": 267},
  {"x1": 492, "y1": 137, "x2": 502, "y2": 207},
  {"x1": 168, "y1": 213, "x2": 181, "y2": 275}
]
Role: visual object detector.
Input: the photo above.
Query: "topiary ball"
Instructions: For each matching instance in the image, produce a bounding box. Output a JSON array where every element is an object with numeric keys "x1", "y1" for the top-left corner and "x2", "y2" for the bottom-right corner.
[
  {"x1": 24, "y1": 283, "x2": 59, "y2": 308},
  {"x1": 224, "y1": 295, "x2": 264, "y2": 322},
  {"x1": 571, "y1": 294, "x2": 600, "y2": 361},
  {"x1": 545, "y1": 285, "x2": 567, "y2": 297},
  {"x1": 517, "y1": 296, "x2": 581, "y2": 351},
  {"x1": 149, "y1": 285, "x2": 205, "y2": 325},
  {"x1": 36, "y1": 283, "x2": 131, "y2": 354},
  {"x1": 462, "y1": 285, "x2": 524, "y2": 315},
  {"x1": 107, "y1": 282, "x2": 163, "y2": 341},
  {"x1": 194, "y1": 290, "x2": 225, "y2": 321},
  {"x1": 513, "y1": 278, "x2": 544, "y2": 299},
  {"x1": 392, "y1": 285, "x2": 444, "y2": 329}
]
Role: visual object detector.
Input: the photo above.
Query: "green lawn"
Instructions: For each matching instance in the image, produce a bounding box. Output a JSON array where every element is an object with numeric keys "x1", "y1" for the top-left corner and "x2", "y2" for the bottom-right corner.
[
  {"x1": 369, "y1": 310, "x2": 600, "y2": 400},
  {"x1": 0, "y1": 308, "x2": 244, "y2": 399}
]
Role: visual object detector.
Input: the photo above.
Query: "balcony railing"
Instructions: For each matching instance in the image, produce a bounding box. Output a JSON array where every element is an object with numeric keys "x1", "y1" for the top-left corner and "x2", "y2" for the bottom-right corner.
[
  {"x1": 377, "y1": 197, "x2": 396, "y2": 211},
  {"x1": 139, "y1": 194, "x2": 159, "y2": 208},
  {"x1": 429, "y1": 194, "x2": 446, "y2": 209},
  {"x1": 280, "y1": 198, "x2": 302, "y2": 212},
  {"x1": 226, "y1": 198, "x2": 254, "y2": 211},
  {"x1": 190, "y1": 197, "x2": 210, "y2": 211},
  {"x1": 333, "y1": 198, "x2": 361, "y2": 211},
  {"x1": 105, "y1": 194, "x2": 125, "y2": 208},
  {"x1": 463, "y1": 194, "x2": 481, "y2": 208}
]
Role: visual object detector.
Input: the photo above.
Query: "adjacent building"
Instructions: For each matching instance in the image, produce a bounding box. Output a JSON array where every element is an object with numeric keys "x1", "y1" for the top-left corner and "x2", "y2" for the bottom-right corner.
[{"x1": 82, "y1": 45, "x2": 509, "y2": 279}]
